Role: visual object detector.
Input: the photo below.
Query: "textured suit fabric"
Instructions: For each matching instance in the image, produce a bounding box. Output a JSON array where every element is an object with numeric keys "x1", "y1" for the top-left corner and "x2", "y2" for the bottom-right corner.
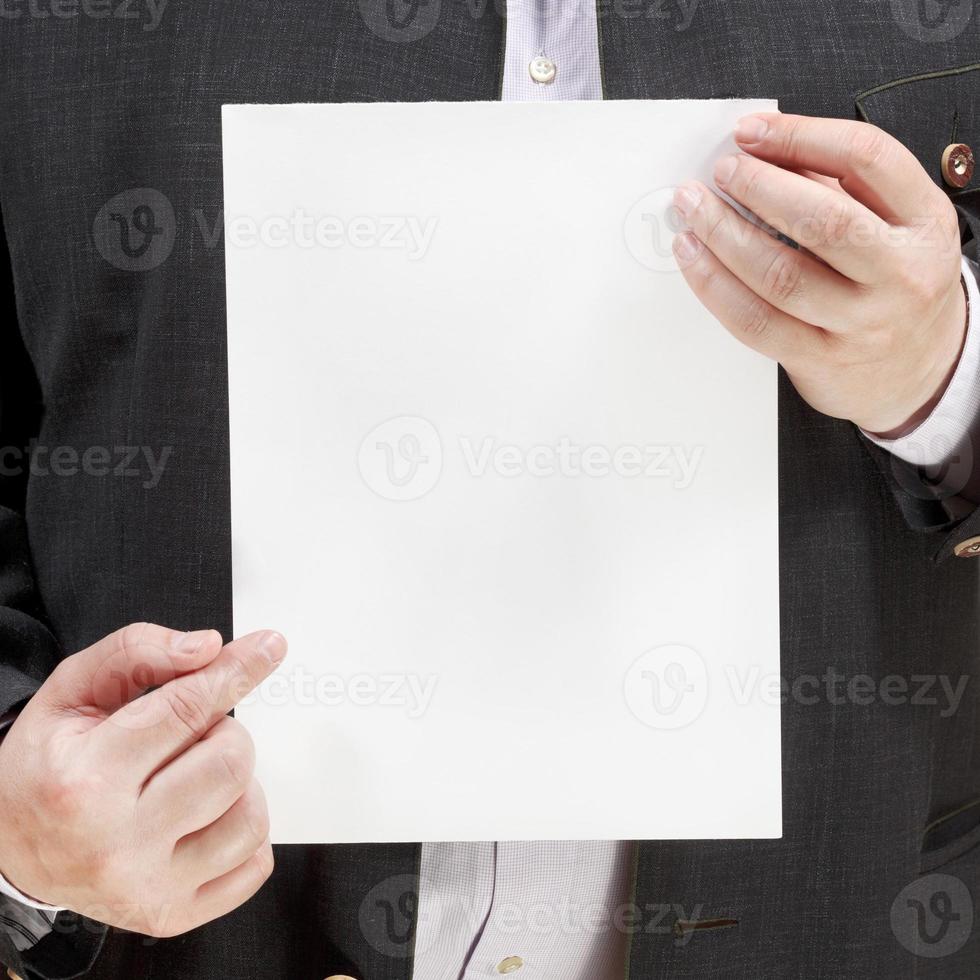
[{"x1": 0, "y1": 1, "x2": 979, "y2": 977}]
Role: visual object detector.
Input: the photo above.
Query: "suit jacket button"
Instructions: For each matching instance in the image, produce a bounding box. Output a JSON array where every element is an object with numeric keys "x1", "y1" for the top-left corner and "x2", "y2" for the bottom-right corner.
[
  {"x1": 324, "y1": 976, "x2": 358, "y2": 980},
  {"x1": 953, "y1": 535, "x2": 980, "y2": 557},
  {"x1": 941, "y1": 143, "x2": 974, "y2": 188}
]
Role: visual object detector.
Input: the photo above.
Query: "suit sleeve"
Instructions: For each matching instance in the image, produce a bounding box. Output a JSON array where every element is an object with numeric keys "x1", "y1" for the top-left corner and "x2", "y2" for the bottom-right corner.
[
  {"x1": 0, "y1": 208, "x2": 107, "y2": 979},
  {"x1": 0, "y1": 206, "x2": 63, "y2": 717},
  {"x1": 860, "y1": 199, "x2": 980, "y2": 561}
]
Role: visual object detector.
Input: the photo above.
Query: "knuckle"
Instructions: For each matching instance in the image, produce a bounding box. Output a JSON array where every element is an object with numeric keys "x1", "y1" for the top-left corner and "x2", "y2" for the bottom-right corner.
[
  {"x1": 224, "y1": 646, "x2": 257, "y2": 686},
  {"x1": 41, "y1": 767, "x2": 97, "y2": 817},
  {"x1": 812, "y1": 198, "x2": 852, "y2": 246},
  {"x1": 927, "y1": 199, "x2": 963, "y2": 255},
  {"x1": 220, "y1": 647, "x2": 263, "y2": 704},
  {"x1": 847, "y1": 124, "x2": 892, "y2": 173},
  {"x1": 761, "y1": 248, "x2": 805, "y2": 304},
  {"x1": 143, "y1": 912, "x2": 188, "y2": 939},
  {"x1": 241, "y1": 788, "x2": 271, "y2": 844},
  {"x1": 700, "y1": 206, "x2": 727, "y2": 249},
  {"x1": 737, "y1": 298, "x2": 774, "y2": 341},
  {"x1": 164, "y1": 683, "x2": 212, "y2": 738},
  {"x1": 219, "y1": 779, "x2": 270, "y2": 856},
  {"x1": 216, "y1": 715, "x2": 255, "y2": 756},
  {"x1": 119, "y1": 621, "x2": 151, "y2": 651},
  {"x1": 253, "y1": 843, "x2": 274, "y2": 881},
  {"x1": 223, "y1": 717, "x2": 257, "y2": 757},
  {"x1": 894, "y1": 254, "x2": 945, "y2": 307},
  {"x1": 219, "y1": 742, "x2": 256, "y2": 789},
  {"x1": 891, "y1": 255, "x2": 920, "y2": 292},
  {"x1": 915, "y1": 270, "x2": 945, "y2": 306},
  {"x1": 740, "y1": 162, "x2": 764, "y2": 201},
  {"x1": 689, "y1": 251, "x2": 715, "y2": 287},
  {"x1": 780, "y1": 117, "x2": 804, "y2": 160},
  {"x1": 47, "y1": 656, "x2": 81, "y2": 691},
  {"x1": 78, "y1": 847, "x2": 127, "y2": 898},
  {"x1": 940, "y1": 199, "x2": 960, "y2": 241}
]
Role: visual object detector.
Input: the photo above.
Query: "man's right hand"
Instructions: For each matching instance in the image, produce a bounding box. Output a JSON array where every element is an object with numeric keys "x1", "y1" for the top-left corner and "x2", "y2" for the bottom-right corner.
[{"x1": 0, "y1": 622, "x2": 286, "y2": 938}]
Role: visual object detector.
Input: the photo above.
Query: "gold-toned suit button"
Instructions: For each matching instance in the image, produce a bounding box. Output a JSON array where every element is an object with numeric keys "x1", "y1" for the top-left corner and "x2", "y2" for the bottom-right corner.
[
  {"x1": 324, "y1": 975, "x2": 358, "y2": 980},
  {"x1": 941, "y1": 143, "x2": 974, "y2": 188},
  {"x1": 953, "y1": 535, "x2": 980, "y2": 558}
]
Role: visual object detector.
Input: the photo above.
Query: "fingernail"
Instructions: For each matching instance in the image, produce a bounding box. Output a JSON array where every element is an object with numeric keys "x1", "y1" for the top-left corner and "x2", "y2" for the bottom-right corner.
[
  {"x1": 714, "y1": 155, "x2": 739, "y2": 186},
  {"x1": 673, "y1": 232, "x2": 701, "y2": 263},
  {"x1": 672, "y1": 183, "x2": 702, "y2": 220},
  {"x1": 735, "y1": 116, "x2": 768, "y2": 144},
  {"x1": 258, "y1": 630, "x2": 288, "y2": 664},
  {"x1": 173, "y1": 629, "x2": 213, "y2": 654}
]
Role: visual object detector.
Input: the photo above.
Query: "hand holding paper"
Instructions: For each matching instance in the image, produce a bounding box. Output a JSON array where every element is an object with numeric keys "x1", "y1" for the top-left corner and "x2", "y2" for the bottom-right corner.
[
  {"x1": 673, "y1": 113, "x2": 967, "y2": 439},
  {"x1": 0, "y1": 625, "x2": 284, "y2": 935}
]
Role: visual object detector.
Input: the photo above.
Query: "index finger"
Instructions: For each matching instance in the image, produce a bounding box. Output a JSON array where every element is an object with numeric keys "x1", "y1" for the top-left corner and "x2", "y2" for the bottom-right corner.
[
  {"x1": 734, "y1": 113, "x2": 947, "y2": 226},
  {"x1": 91, "y1": 629, "x2": 287, "y2": 778},
  {"x1": 37, "y1": 623, "x2": 223, "y2": 716}
]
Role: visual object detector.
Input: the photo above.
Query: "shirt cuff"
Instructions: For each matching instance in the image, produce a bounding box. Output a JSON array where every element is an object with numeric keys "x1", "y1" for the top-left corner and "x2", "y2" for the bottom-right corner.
[{"x1": 863, "y1": 255, "x2": 980, "y2": 467}]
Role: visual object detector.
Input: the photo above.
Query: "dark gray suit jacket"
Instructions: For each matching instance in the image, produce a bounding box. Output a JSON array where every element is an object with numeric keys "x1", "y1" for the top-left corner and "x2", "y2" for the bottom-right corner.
[{"x1": 1, "y1": 1, "x2": 979, "y2": 977}]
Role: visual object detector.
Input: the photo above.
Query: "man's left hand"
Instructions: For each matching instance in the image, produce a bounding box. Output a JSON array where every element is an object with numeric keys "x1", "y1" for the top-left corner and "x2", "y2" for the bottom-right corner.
[{"x1": 672, "y1": 113, "x2": 967, "y2": 437}]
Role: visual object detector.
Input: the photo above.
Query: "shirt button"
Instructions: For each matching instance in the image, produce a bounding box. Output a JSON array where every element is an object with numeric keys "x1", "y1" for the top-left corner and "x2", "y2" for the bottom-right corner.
[
  {"x1": 953, "y1": 535, "x2": 980, "y2": 558},
  {"x1": 941, "y1": 142, "x2": 974, "y2": 188},
  {"x1": 497, "y1": 956, "x2": 524, "y2": 974},
  {"x1": 528, "y1": 56, "x2": 557, "y2": 84}
]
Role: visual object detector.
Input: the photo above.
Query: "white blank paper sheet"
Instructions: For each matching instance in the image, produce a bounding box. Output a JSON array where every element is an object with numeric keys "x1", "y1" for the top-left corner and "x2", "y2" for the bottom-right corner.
[{"x1": 223, "y1": 99, "x2": 781, "y2": 844}]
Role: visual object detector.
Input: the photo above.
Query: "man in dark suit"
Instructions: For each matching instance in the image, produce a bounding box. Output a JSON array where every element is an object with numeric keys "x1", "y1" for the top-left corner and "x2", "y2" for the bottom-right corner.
[{"x1": 0, "y1": 1, "x2": 978, "y2": 977}]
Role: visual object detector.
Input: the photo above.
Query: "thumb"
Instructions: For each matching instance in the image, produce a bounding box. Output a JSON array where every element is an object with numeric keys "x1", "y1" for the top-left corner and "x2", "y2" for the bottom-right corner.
[{"x1": 37, "y1": 622, "x2": 223, "y2": 716}]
